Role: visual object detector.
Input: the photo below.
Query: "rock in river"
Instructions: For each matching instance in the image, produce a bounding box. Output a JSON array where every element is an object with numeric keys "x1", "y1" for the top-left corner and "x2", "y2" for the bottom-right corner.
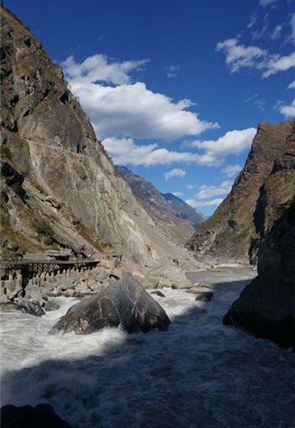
[
  {"x1": 195, "y1": 291, "x2": 213, "y2": 302},
  {"x1": 51, "y1": 276, "x2": 170, "y2": 335},
  {"x1": 1, "y1": 403, "x2": 73, "y2": 428}
]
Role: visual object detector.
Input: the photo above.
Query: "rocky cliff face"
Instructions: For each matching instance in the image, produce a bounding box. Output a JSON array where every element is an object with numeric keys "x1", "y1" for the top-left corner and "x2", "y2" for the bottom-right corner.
[
  {"x1": 187, "y1": 121, "x2": 295, "y2": 262},
  {"x1": 0, "y1": 6, "x2": 183, "y2": 265},
  {"x1": 223, "y1": 123, "x2": 295, "y2": 348},
  {"x1": 117, "y1": 166, "x2": 204, "y2": 243},
  {"x1": 223, "y1": 196, "x2": 295, "y2": 348}
]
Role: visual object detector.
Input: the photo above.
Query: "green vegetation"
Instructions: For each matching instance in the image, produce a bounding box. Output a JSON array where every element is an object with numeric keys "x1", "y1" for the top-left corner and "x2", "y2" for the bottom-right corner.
[
  {"x1": 13, "y1": 183, "x2": 26, "y2": 200},
  {"x1": 34, "y1": 218, "x2": 54, "y2": 239},
  {"x1": 0, "y1": 146, "x2": 12, "y2": 159},
  {"x1": 0, "y1": 205, "x2": 43, "y2": 258},
  {"x1": 75, "y1": 220, "x2": 106, "y2": 251}
]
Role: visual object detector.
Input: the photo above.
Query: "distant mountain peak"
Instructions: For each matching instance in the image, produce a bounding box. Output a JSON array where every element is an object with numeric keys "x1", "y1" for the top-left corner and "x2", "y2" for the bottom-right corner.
[{"x1": 117, "y1": 166, "x2": 205, "y2": 243}]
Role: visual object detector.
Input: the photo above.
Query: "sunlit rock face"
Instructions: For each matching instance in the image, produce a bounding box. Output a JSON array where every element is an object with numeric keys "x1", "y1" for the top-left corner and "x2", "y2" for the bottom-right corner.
[
  {"x1": 0, "y1": 5, "x2": 183, "y2": 265},
  {"x1": 187, "y1": 120, "x2": 295, "y2": 262},
  {"x1": 51, "y1": 276, "x2": 171, "y2": 334},
  {"x1": 117, "y1": 166, "x2": 205, "y2": 244}
]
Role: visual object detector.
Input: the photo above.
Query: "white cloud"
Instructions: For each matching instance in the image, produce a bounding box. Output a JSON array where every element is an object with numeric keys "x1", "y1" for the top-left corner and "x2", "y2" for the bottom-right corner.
[
  {"x1": 165, "y1": 65, "x2": 181, "y2": 78},
  {"x1": 259, "y1": 0, "x2": 277, "y2": 6},
  {"x1": 217, "y1": 39, "x2": 295, "y2": 78},
  {"x1": 196, "y1": 180, "x2": 232, "y2": 200},
  {"x1": 270, "y1": 25, "x2": 282, "y2": 40},
  {"x1": 223, "y1": 164, "x2": 242, "y2": 178},
  {"x1": 102, "y1": 129, "x2": 256, "y2": 167},
  {"x1": 279, "y1": 99, "x2": 295, "y2": 118},
  {"x1": 172, "y1": 192, "x2": 183, "y2": 197},
  {"x1": 186, "y1": 184, "x2": 198, "y2": 189},
  {"x1": 63, "y1": 54, "x2": 217, "y2": 140},
  {"x1": 102, "y1": 137, "x2": 201, "y2": 166},
  {"x1": 216, "y1": 38, "x2": 267, "y2": 73},
  {"x1": 62, "y1": 54, "x2": 149, "y2": 85},
  {"x1": 262, "y1": 52, "x2": 295, "y2": 77},
  {"x1": 186, "y1": 198, "x2": 224, "y2": 208},
  {"x1": 183, "y1": 128, "x2": 256, "y2": 166},
  {"x1": 288, "y1": 81, "x2": 295, "y2": 89},
  {"x1": 164, "y1": 168, "x2": 187, "y2": 180}
]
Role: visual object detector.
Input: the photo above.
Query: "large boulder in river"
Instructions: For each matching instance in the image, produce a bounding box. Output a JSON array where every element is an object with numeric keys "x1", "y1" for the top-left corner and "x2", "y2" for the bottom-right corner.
[
  {"x1": 51, "y1": 276, "x2": 170, "y2": 334},
  {"x1": 223, "y1": 197, "x2": 295, "y2": 349},
  {"x1": 1, "y1": 403, "x2": 73, "y2": 428}
]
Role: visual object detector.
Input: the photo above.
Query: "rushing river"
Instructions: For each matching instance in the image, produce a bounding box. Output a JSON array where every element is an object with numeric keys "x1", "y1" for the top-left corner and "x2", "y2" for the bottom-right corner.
[{"x1": 1, "y1": 266, "x2": 294, "y2": 428}]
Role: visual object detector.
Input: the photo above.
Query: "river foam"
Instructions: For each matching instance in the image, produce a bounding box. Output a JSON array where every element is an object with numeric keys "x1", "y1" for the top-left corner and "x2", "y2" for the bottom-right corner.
[{"x1": 1, "y1": 268, "x2": 294, "y2": 428}]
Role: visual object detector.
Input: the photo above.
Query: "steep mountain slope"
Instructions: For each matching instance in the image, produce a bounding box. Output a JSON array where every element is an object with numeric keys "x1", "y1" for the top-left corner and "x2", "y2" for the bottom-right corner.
[
  {"x1": 187, "y1": 121, "x2": 295, "y2": 262},
  {"x1": 162, "y1": 193, "x2": 206, "y2": 228},
  {"x1": 0, "y1": 6, "x2": 185, "y2": 265},
  {"x1": 117, "y1": 166, "x2": 204, "y2": 243},
  {"x1": 223, "y1": 120, "x2": 295, "y2": 347},
  {"x1": 224, "y1": 196, "x2": 295, "y2": 348}
]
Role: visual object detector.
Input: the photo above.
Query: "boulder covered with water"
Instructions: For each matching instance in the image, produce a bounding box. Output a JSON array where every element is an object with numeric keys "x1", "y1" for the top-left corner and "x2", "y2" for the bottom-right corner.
[
  {"x1": 1, "y1": 403, "x2": 73, "y2": 428},
  {"x1": 51, "y1": 276, "x2": 171, "y2": 335}
]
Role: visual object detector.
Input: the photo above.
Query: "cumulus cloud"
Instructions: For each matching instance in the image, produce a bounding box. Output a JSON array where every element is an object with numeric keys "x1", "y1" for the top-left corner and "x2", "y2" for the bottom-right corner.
[
  {"x1": 172, "y1": 191, "x2": 183, "y2": 197},
  {"x1": 288, "y1": 81, "x2": 295, "y2": 89},
  {"x1": 278, "y1": 99, "x2": 295, "y2": 118},
  {"x1": 102, "y1": 129, "x2": 255, "y2": 167},
  {"x1": 217, "y1": 39, "x2": 295, "y2": 78},
  {"x1": 62, "y1": 54, "x2": 217, "y2": 140},
  {"x1": 62, "y1": 54, "x2": 149, "y2": 85},
  {"x1": 196, "y1": 180, "x2": 232, "y2": 200},
  {"x1": 186, "y1": 198, "x2": 224, "y2": 208},
  {"x1": 102, "y1": 137, "x2": 201, "y2": 166},
  {"x1": 182, "y1": 128, "x2": 256, "y2": 166},
  {"x1": 216, "y1": 38, "x2": 267, "y2": 73},
  {"x1": 164, "y1": 168, "x2": 187, "y2": 180},
  {"x1": 222, "y1": 164, "x2": 242, "y2": 178},
  {"x1": 185, "y1": 179, "x2": 233, "y2": 209}
]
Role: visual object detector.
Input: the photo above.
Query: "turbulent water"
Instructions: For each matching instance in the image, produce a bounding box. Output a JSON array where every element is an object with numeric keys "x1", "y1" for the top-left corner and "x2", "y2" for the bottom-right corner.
[{"x1": 1, "y1": 266, "x2": 294, "y2": 428}]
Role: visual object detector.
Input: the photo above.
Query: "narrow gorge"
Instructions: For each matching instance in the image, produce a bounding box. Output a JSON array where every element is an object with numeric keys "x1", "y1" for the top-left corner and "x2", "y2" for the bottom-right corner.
[{"x1": 0, "y1": 3, "x2": 294, "y2": 428}]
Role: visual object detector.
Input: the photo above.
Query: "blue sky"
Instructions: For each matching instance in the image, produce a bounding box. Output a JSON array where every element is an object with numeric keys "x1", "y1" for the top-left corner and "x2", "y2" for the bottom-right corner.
[{"x1": 5, "y1": 0, "x2": 295, "y2": 215}]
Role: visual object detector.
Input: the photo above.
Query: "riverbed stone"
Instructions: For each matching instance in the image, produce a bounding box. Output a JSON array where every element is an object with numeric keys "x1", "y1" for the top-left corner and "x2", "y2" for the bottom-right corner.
[
  {"x1": 51, "y1": 276, "x2": 170, "y2": 335},
  {"x1": 151, "y1": 290, "x2": 166, "y2": 298},
  {"x1": 171, "y1": 278, "x2": 192, "y2": 289},
  {"x1": 195, "y1": 291, "x2": 214, "y2": 301},
  {"x1": 18, "y1": 300, "x2": 45, "y2": 317}
]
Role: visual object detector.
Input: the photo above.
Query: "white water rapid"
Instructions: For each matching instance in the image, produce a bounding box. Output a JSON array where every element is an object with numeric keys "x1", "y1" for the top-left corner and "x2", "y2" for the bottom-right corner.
[{"x1": 1, "y1": 267, "x2": 294, "y2": 428}]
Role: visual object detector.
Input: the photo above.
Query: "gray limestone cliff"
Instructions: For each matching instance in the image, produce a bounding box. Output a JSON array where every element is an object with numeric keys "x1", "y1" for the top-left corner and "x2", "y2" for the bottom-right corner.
[{"x1": 0, "y1": 6, "x2": 182, "y2": 265}]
